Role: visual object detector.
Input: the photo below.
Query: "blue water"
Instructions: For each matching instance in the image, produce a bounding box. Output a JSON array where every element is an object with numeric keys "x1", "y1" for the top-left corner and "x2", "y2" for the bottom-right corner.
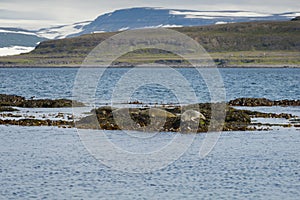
[
  {"x1": 0, "y1": 67, "x2": 300, "y2": 199},
  {"x1": 0, "y1": 126, "x2": 299, "y2": 199},
  {"x1": 0, "y1": 68, "x2": 299, "y2": 104}
]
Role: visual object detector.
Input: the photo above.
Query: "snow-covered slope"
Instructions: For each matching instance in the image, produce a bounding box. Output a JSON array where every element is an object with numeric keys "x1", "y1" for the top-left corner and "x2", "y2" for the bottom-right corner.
[
  {"x1": 36, "y1": 21, "x2": 91, "y2": 39},
  {"x1": 0, "y1": 46, "x2": 35, "y2": 56},
  {"x1": 0, "y1": 21, "x2": 90, "y2": 56}
]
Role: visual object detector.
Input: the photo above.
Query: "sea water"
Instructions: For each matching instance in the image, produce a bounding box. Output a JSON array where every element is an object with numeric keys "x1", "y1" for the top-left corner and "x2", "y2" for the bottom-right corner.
[{"x1": 0, "y1": 67, "x2": 299, "y2": 199}]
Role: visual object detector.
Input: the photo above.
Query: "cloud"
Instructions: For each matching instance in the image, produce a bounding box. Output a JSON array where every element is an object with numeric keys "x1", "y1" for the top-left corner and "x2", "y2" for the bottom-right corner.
[
  {"x1": 0, "y1": 9, "x2": 52, "y2": 20},
  {"x1": 0, "y1": 0, "x2": 299, "y2": 29}
]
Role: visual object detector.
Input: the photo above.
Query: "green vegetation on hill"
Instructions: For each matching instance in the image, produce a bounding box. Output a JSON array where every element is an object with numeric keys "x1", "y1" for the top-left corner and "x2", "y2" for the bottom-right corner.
[{"x1": 0, "y1": 20, "x2": 299, "y2": 67}]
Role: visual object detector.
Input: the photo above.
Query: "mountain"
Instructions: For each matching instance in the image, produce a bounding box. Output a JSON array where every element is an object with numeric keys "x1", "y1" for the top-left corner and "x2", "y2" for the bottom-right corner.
[
  {"x1": 1, "y1": 20, "x2": 299, "y2": 67},
  {"x1": 0, "y1": 28, "x2": 45, "y2": 56},
  {"x1": 0, "y1": 21, "x2": 90, "y2": 56},
  {"x1": 73, "y1": 7, "x2": 299, "y2": 36},
  {"x1": 0, "y1": 7, "x2": 299, "y2": 56}
]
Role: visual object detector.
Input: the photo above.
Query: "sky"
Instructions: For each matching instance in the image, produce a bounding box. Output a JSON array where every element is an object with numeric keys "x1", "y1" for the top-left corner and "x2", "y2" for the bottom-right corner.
[{"x1": 0, "y1": 0, "x2": 299, "y2": 30}]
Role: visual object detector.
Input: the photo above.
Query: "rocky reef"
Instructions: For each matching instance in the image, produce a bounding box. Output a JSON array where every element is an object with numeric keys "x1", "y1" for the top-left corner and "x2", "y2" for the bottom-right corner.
[
  {"x1": 0, "y1": 106, "x2": 19, "y2": 112},
  {"x1": 229, "y1": 98, "x2": 300, "y2": 107},
  {"x1": 76, "y1": 102, "x2": 297, "y2": 132},
  {"x1": 0, "y1": 95, "x2": 299, "y2": 132},
  {"x1": 0, "y1": 94, "x2": 85, "y2": 108},
  {"x1": 0, "y1": 94, "x2": 84, "y2": 128},
  {"x1": 0, "y1": 119, "x2": 74, "y2": 128}
]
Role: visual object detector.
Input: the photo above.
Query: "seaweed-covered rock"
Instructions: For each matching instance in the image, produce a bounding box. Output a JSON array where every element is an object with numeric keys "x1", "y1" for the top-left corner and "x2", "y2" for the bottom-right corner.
[
  {"x1": 0, "y1": 94, "x2": 85, "y2": 108},
  {"x1": 77, "y1": 103, "x2": 256, "y2": 132},
  {"x1": 0, "y1": 118, "x2": 74, "y2": 127},
  {"x1": 22, "y1": 99, "x2": 85, "y2": 108},
  {"x1": 0, "y1": 106, "x2": 19, "y2": 112},
  {"x1": 242, "y1": 110, "x2": 295, "y2": 119},
  {"x1": 273, "y1": 99, "x2": 300, "y2": 106},
  {"x1": 229, "y1": 98, "x2": 300, "y2": 107},
  {"x1": 229, "y1": 98, "x2": 273, "y2": 106},
  {"x1": 0, "y1": 94, "x2": 25, "y2": 106},
  {"x1": 225, "y1": 108, "x2": 251, "y2": 123}
]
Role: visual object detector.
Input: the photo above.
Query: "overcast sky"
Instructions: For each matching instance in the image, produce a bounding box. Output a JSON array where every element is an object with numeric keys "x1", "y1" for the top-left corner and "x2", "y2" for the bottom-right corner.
[{"x1": 1, "y1": 0, "x2": 299, "y2": 29}]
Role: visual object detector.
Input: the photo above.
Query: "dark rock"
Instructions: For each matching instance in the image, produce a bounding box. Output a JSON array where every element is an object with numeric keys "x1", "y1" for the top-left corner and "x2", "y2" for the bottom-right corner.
[
  {"x1": 0, "y1": 94, "x2": 85, "y2": 108},
  {"x1": 229, "y1": 98, "x2": 273, "y2": 106},
  {"x1": 0, "y1": 118, "x2": 74, "y2": 127},
  {"x1": 22, "y1": 99, "x2": 85, "y2": 108},
  {"x1": 273, "y1": 99, "x2": 300, "y2": 106},
  {"x1": 0, "y1": 106, "x2": 19, "y2": 112},
  {"x1": 76, "y1": 103, "x2": 254, "y2": 133},
  {"x1": 0, "y1": 94, "x2": 25, "y2": 106},
  {"x1": 229, "y1": 98, "x2": 300, "y2": 107},
  {"x1": 242, "y1": 110, "x2": 295, "y2": 119},
  {"x1": 225, "y1": 108, "x2": 251, "y2": 123}
]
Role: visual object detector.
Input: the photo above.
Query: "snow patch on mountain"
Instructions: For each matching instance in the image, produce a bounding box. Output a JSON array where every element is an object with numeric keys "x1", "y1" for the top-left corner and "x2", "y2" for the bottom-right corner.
[
  {"x1": 215, "y1": 21, "x2": 229, "y2": 25},
  {"x1": 143, "y1": 24, "x2": 183, "y2": 28},
  {"x1": 0, "y1": 29, "x2": 36, "y2": 36},
  {"x1": 0, "y1": 46, "x2": 35, "y2": 56},
  {"x1": 281, "y1": 13, "x2": 300, "y2": 18},
  {"x1": 118, "y1": 27, "x2": 129, "y2": 31},
  {"x1": 92, "y1": 31, "x2": 105, "y2": 33},
  {"x1": 184, "y1": 15, "x2": 217, "y2": 19},
  {"x1": 169, "y1": 10, "x2": 272, "y2": 18},
  {"x1": 36, "y1": 21, "x2": 91, "y2": 39}
]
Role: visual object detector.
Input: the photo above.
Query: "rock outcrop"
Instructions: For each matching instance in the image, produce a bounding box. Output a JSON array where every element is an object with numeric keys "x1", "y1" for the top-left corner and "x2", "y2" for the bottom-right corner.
[
  {"x1": 0, "y1": 94, "x2": 85, "y2": 108},
  {"x1": 0, "y1": 95, "x2": 298, "y2": 131},
  {"x1": 76, "y1": 104, "x2": 253, "y2": 132},
  {"x1": 229, "y1": 98, "x2": 300, "y2": 107}
]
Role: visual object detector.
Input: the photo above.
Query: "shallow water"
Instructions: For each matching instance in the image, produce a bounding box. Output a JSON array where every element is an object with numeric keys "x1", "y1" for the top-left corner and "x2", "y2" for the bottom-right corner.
[{"x1": 0, "y1": 126, "x2": 299, "y2": 199}]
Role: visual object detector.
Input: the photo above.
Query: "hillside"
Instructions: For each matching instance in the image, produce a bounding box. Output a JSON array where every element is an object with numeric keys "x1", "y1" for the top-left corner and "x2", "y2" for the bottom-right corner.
[{"x1": 0, "y1": 20, "x2": 299, "y2": 67}]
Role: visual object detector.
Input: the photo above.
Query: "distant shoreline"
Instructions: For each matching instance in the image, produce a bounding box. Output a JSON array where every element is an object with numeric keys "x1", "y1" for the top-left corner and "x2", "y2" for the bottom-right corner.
[{"x1": 1, "y1": 64, "x2": 300, "y2": 68}]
